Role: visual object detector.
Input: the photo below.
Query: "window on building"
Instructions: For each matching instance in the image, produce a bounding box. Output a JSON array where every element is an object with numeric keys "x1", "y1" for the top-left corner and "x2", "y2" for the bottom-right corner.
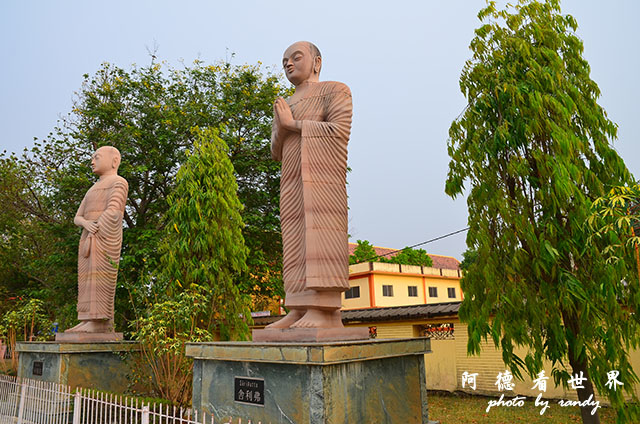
[
  {"x1": 428, "y1": 287, "x2": 438, "y2": 297},
  {"x1": 408, "y1": 286, "x2": 418, "y2": 297},
  {"x1": 345, "y1": 286, "x2": 360, "y2": 299},
  {"x1": 382, "y1": 285, "x2": 394, "y2": 297},
  {"x1": 447, "y1": 287, "x2": 456, "y2": 298}
]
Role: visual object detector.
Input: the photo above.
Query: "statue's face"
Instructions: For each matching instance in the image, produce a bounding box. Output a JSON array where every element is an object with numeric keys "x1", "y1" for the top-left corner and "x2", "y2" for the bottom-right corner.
[
  {"x1": 91, "y1": 147, "x2": 115, "y2": 175},
  {"x1": 282, "y1": 42, "x2": 316, "y2": 86}
]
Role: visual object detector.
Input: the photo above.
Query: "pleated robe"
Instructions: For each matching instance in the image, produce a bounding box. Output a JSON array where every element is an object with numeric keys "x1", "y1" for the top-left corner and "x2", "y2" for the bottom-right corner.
[
  {"x1": 271, "y1": 81, "x2": 352, "y2": 309},
  {"x1": 75, "y1": 174, "x2": 128, "y2": 320}
]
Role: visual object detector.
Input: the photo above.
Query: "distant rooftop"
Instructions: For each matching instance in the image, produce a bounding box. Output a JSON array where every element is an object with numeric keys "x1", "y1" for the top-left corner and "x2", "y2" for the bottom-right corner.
[{"x1": 348, "y1": 242, "x2": 461, "y2": 271}]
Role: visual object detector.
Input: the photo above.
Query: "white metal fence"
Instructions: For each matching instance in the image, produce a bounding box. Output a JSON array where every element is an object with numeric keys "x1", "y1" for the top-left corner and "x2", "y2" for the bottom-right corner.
[{"x1": 0, "y1": 375, "x2": 266, "y2": 424}]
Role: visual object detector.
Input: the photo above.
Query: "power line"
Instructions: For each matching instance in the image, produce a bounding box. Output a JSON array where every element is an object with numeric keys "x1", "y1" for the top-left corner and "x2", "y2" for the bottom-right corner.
[{"x1": 356, "y1": 227, "x2": 470, "y2": 264}]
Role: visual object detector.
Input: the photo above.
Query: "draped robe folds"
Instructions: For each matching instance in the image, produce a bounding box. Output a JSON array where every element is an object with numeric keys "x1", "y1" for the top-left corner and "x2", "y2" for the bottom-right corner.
[
  {"x1": 76, "y1": 175, "x2": 128, "y2": 320},
  {"x1": 271, "y1": 81, "x2": 352, "y2": 310}
]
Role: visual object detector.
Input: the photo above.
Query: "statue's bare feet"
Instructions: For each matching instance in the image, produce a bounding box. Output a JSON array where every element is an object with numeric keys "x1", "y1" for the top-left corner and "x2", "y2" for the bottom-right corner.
[
  {"x1": 80, "y1": 319, "x2": 113, "y2": 333},
  {"x1": 265, "y1": 309, "x2": 305, "y2": 329},
  {"x1": 66, "y1": 321, "x2": 89, "y2": 333},
  {"x1": 290, "y1": 309, "x2": 343, "y2": 328}
]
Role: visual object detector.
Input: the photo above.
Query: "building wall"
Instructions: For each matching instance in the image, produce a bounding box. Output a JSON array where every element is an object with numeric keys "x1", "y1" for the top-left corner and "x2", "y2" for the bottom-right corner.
[
  {"x1": 423, "y1": 276, "x2": 461, "y2": 303},
  {"x1": 372, "y1": 274, "x2": 425, "y2": 308},
  {"x1": 349, "y1": 262, "x2": 370, "y2": 274},
  {"x1": 343, "y1": 261, "x2": 463, "y2": 309},
  {"x1": 427, "y1": 339, "x2": 457, "y2": 391}
]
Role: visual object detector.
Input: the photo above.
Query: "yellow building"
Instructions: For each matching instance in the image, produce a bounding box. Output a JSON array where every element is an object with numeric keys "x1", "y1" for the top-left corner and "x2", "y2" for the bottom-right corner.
[{"x1": 343, "y1": 243, "x2": 463, "y2": 309}]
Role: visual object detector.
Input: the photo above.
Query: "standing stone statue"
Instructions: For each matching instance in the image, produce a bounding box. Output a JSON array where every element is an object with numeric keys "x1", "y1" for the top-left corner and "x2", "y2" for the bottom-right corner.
[
  {"x1": 253, "y1": 41, "x2": 367, "y2": 341},
  {"x1": 56, "y1": 146, "x2": 128, "y2": 342}
]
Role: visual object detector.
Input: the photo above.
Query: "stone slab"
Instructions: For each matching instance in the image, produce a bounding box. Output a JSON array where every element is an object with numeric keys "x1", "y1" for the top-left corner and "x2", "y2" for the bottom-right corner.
[
  {"x1": 16, "y1": 341, "x2": 137, "y2": 354},
  {"x1": 55, "y1": 331, "x2": 123, "y2": 343},
  {"x1": 187, "y1": 338, "x2": 434, "y2": 423},
  {"x1": 186, "y1": 337, "x2": 430, "y2": 365},
  {"x1": 16, "y1": 341, "x2": 139, "y2": 393},
  {"x1": 252, "y1": 326, "x2": 369, "y2": 342}
]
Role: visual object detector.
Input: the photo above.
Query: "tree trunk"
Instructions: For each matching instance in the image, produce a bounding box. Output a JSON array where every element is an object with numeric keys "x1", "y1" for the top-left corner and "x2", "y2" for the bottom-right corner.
[{"x1": 563, "y1": 308, "x2": 601, "y2": 424}]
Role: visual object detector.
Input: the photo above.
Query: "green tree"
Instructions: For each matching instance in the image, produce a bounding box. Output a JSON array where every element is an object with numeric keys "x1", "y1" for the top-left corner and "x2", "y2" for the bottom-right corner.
[
  {"x1": 0, "y1": 298, "x2": 52, "y2": 373},
  {"x1": 157, "y1": 127, "x2": 251, "y2": 340},
  {"x1": 385, "y1": 247, "x2": 433, "y2": 267},
  {"x1": 0, "y1": 144, "x2": 80, "y2": 329},
  {"x1": 445, "y1": 1, "x2": 639, "y2": 423},
  {"x1": 349, "y1": 239, "x2": 433, "y2": 267},
  {"x1": 349, "y1": 239, "x2": 378, "y2": 264},
  {"x1": 459, "y1": 249, "x2": 478, "y2": 272}
]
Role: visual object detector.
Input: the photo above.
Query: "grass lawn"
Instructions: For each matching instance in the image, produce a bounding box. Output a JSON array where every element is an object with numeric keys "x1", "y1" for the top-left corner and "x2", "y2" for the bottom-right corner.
[{"x1": 428, "y1": 391, "x2": 618, "y2": 424}]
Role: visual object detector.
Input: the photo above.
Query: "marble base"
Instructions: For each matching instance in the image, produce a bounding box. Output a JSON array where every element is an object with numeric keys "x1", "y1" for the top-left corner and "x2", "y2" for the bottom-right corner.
[
  {"x1": 186, "y1": 338, "x2": 435, "y2": 424},
  {"x1": 16, "y1": 341, "x2": 138, "y2": 392},
  {"x1": 252, "y1": 326, "x2": 368, "y2": 342},
  {"x1": 55, "y1": 331, "x2": 123, "y2": 342}
]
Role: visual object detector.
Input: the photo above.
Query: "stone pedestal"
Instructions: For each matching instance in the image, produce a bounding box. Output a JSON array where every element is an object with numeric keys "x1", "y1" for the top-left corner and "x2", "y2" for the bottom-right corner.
[
  {"x1": 16, "y1": 341, "x2": 138, "y2": 392},
  {"x1": 252, "y1": 326, "x2": 368, "y2": 342},
  {"x1": 55, "y1": 331, "x2": 123, "y2": 342},
  {"x1": 186, "y1": 338, "x2": 435, "y2": 424}
]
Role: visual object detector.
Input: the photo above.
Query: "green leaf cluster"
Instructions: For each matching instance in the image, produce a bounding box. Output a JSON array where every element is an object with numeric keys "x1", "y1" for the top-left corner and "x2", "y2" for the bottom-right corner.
[
  {"x1": 0, "y1": 298, "x2": 52, "y2": 343},
  {"x1": 0, "y1": 298, "x2": 52, "y2": 374},
  {"x1": 131, "y1": 285, "x2": 214, "y2": 406},
  {"x1": 349, "y1": 240, "x2": 378, "y2": 264},
  {"x1": 349, "y1": 239, "x2": 433, "y2": 267},
  {"x1": 385, "y1": 247, "x2": 434, "y2": 267},
  {"x1": 588, "y1": 184, "x2": 640, "y2": 268},
  {"x1": 446, "y1": 1, "x2": 639, "y2": 422}
]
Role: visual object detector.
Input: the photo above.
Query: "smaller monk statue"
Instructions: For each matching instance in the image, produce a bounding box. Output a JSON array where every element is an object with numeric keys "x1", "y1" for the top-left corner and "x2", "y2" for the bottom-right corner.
[{"x1": 56, "y1": 146, "x2": 128, "y2": 341}]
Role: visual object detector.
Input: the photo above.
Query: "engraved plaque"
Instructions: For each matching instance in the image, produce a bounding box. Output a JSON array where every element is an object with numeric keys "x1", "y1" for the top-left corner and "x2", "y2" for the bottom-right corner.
[
  {"x1": 234, "y1": 377, "x2": 264, "y2": 406},
  {"x1": 32, "y1": 361, "x2": 43, "y2": 376}
]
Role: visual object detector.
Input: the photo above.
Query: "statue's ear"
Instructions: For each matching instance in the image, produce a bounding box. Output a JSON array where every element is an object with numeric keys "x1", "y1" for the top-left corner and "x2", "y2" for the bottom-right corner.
[
  {"x1": 314, "y1": 56, "x2": 322, "y2": 74},
  {"x1": 112, "y1": 155, "x2": 119, "y2": 169}
]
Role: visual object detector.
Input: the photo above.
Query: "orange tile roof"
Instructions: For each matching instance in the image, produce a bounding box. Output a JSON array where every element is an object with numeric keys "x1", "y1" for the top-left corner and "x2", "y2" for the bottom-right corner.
[{"x1": 348, "y1": 242, "x2": 460, "y2": 271}]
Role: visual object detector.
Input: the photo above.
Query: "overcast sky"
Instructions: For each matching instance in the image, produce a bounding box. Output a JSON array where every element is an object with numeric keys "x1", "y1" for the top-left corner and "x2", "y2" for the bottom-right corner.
[{"x1": 1, "y1": 0, "x2": 638, "y2": 260}]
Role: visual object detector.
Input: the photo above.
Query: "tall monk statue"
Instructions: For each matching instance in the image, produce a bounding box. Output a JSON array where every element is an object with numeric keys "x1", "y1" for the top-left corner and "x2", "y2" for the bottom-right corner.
[
  {"x1": 57, "y1": 146, "x2": 128, "y2": 341},
  {"x1": 254, "y1": 41, "x2": 367, "y2": 341}
]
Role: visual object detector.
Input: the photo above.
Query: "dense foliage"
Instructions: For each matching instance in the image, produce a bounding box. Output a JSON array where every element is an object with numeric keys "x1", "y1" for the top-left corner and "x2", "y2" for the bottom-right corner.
[
  {"x1": 157, "y1": 127, "x2": 252, "y2": 340},
  {"x1": 349, "y1": 240, "x2": 378, "y2": 264},
  {"x1": 131, "y1": 285, "x2": 214, "y2": 406},
  {"x1": 349, "y1": 239, "x2": 433, "y2": 267},
  {"x1": 446, "y1": 1, "x2": 639, "y2": 422}
]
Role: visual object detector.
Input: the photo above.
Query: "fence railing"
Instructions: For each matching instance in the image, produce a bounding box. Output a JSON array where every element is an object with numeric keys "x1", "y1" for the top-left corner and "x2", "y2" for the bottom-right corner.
[{"x1": 0, "y1": 375, "x2": 266, "y2": 424}]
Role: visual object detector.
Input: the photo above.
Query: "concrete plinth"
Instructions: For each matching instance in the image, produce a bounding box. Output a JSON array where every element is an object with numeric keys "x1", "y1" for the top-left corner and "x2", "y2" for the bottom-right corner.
[
  {"x1": 16, "y1": 341, "x2": 139, "y2": 392},
  {"x1": 252, "y1": 326, "x2": 369, "y2": 342},
  {"x1": 55, "y1": 331, "x2": 123, "y2": 342},
  {"x1": 186, "y1": 338, "x2": 434, "y2": 424}
]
